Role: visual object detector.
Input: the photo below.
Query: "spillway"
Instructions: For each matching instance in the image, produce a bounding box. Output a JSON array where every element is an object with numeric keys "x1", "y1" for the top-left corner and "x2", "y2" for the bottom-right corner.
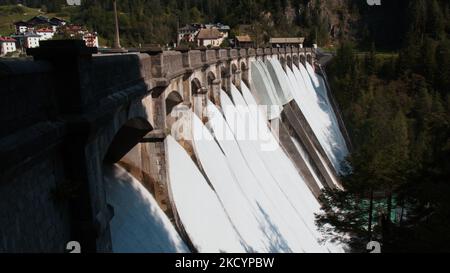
[
  {"x1": 206, "y1": 100, "x2": 295, "y2": 252},
  {"x1": 250, "y1": 60, "x2": 283, "y2": 119},
  {"x1": 221, "y1": 89, "x2": 326, "y2": 253},
  {"x1": 106, "y1": 55, "x2": 349, "y2": 253},
  {"x1": 104, "y1": 164, "x2": 189, "y2": 253},
  {"x1": 191, "y1": 112, "x2": 275, "y2": 252},
  {"x1": 292, "y1": 62, "x2": 349, "y2": 172},
  {"x1": 165, "y1": 135, "x2": 245, "y2": 253}
]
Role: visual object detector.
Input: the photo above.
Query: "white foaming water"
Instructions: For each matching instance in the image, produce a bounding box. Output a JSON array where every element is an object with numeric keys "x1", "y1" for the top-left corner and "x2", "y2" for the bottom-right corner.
[
  {"x1": 265, "y1": 58, "x2": 294, "y2": 105},
  {"x1": 165, "y1": 135, "x2": 245, "y2": 253},
  {"x1": 205, "y1": 101, "x2": 295, "y2": 252},
  {"x1": 104, "y1": 164, "x2": 189, "y2": 253},
  {"x1": 305, "y1": 62, "x2": 320, "y2": 87},
  {"x1": 230, "y1": 86, "x2": 324, "y2": 227},
  {"x1": 221, "y1": 90, "x2": 326, "y2": 253},
  {"x1": 190, "y1": 112, "x2": 275, "y2": 253},
  {"x1": 290, "y1": 62, "x2": 349, "y2": 172},
  {"x1": 219, "y1": 92, "x2": 305, "y2": 252},
  {"x1": 260, "y1": 63, "x2": 341, "y2": 188},
  {"x1": 265, "y1": 55, "x2": 341, "y2": 171},
  {"x1": 243, "y1": 77, "x2": 346, "y2": 251},
  {"x1": 250, "y1": 60, "x2": 283, "y2": 120}
]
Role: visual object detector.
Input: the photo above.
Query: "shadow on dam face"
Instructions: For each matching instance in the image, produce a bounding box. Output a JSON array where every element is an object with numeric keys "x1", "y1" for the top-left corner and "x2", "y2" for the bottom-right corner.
[{"x1": 104, "y1": 118, "x2": 153, "y2": 164}]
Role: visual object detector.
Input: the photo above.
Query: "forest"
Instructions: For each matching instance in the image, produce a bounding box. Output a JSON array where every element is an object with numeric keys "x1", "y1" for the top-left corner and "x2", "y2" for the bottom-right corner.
[
  {"x1": 321, "y1": 0, "x2": 450, "y2": 252},
  {"x1": 0, "y1": 0, "x2": 431, "y2": 49}
]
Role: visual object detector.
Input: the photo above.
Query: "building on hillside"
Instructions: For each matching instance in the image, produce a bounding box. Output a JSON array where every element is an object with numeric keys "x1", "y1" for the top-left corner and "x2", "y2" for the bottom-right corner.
[
  {"x1": 235, "y1": 35, "x2": 254, "y2": 48},
  {"x1": 196, "y1": 28, "x2": 224, "y2": 47},
  {"x1": 269, "y1": 37, "x2": 305, "y2": 48},
  {"x1": 205, "y1": 23, "x2": 230, "y2": 38},
  {"x1": 60, "y1": 24, "x2": 89, "y2": 37},
  {"x1": 49, "y1": 17, "x2": 67, "y2": 27},
  {"x1": 13, "y1": 21, "x2": 33, "y2": 34},
  {"x1": 177, "y1": 23, "x2": 230, "y2": 47},
  {"x1": 0, "y1": 37, "x2": 17, "y2": 56},
  {"x1": 11, "y1": 33, "x2": 40, "y2": 49},
  {"x1": 15, "y1": 16, "x2": 66, "y2": 35},
  {"x1": 36, "y1": 28, "x2": 55, "y2": 41},
  {"x1": 27, "y1": 15, "x2": 65, "y2": 31},
  {"x1": 12, "y1": 17, "x2": 96, "y2": 50},
  {"x1": 27, "y1": 15, "x2": 51, "y2": 26},
  {"x1": 57, "y1": 24, "x2": 98, "y2": 47},
  {"x1": 177, "y1": 24, "x2": 201, "y2": 45},
  {"x1": 83, "y1": 33, "x2": 99, "y2": 48}
]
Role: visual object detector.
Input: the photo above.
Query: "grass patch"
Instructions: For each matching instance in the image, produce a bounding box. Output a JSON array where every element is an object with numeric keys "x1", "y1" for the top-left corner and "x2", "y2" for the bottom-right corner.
[{"x1": 355, "y1": 51, "x2": 399, "y2": 60}]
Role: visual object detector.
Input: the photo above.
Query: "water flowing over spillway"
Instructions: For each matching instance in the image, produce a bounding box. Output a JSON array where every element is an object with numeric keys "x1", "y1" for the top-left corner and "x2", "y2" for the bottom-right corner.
[
  {"x1": 292, "y1": 62, "x2": 349, "y2": 172},
  {"x1": 165, "y1": 135, "x2": 245, "y2": 253},
  {"x1": 104, "y1": 165, "x2": 189, "y2": 253},
  {"x1": 106, "y1": 57, "x2": 349, "y2": 253}
]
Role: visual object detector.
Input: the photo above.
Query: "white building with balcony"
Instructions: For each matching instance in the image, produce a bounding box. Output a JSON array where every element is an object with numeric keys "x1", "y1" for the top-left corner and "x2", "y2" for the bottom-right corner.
[
  {"x1": 36, "y1": 28, "x2": 55, "y2": 41},
  {"x1": 0, "y1": 37, "x2": 17, "y2": 56},
  {"x1": 12, "y1": 33, "x2": 41, "y2": 50}
]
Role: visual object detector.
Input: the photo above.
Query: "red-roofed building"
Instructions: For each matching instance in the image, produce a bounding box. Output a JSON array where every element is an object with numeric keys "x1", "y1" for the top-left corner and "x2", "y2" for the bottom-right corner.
[
  {"x1": 0, "y1": 37, "x2": 17, "y2": 56},
  {"x1": 83, "y1": 33, "x2": 99, "y2": 48},
  {"x1": 36, "y1": 28, "x2": 55, "y2": 41},
  {"x1": 61, "y1": 24, "x2": 88, "y2": 36}
]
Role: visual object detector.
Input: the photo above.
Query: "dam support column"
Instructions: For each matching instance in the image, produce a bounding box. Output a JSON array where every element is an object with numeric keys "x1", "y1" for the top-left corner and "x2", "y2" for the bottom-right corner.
[
  {"x1": 276, "y1": 114, "x2": 322, "y2": 197},
  {"x1": 193, "y1": 87, "x2": 208, "y2": 122},
  {"x1": 221, "y1": 76, "x2": 231, "y2": 94},
  {"x1": 283, "y1": 101, "x2": 339, "y2": 189},
  {"x1": 141, "y1": 130, "x2": 171, "y2": 217},
  {"x1": 233, "y1": 70, "x2": 242, "y2": 91},
  {"x1": 211, "y1": 79, "x2": 222, "y2": 106}
]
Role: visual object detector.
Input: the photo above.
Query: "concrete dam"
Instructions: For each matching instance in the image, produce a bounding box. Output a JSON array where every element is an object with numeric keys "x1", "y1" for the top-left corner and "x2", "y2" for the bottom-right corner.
[{"x1": 0, "y1": 40, "x2": 351, "y2": 253}]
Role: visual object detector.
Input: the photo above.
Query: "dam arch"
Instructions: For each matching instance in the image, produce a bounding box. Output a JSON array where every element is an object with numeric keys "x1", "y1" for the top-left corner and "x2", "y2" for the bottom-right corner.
[
  {"x1": 166, "y1": 91, "x2": 184, "y2": 116},
  {"x1": 191, "y1": 78, "x2": 203, "y2": 95}
]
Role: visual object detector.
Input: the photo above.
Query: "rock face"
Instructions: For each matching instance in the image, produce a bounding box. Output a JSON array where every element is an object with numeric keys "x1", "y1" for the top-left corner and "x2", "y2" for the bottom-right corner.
[{"x1": 304, "y1": 0, "x2": 359, "y2": 43}]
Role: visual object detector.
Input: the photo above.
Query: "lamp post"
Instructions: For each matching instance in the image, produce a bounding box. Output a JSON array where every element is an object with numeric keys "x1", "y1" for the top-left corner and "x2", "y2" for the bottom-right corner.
[{"x1": 113, "y1": 0, "x2": 121, "y2": 49}]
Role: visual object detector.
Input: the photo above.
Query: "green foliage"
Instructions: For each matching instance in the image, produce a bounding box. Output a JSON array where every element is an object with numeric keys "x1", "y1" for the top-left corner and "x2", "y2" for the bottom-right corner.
[
  {"x1": 316, "y1": 188, "x2": 370, "y2": 251},
  {"x1": 0, "y1": 0, "x2": 342, "y2": 47},
  {"x1": 320, "y1": 9, "x2": 450, "y2": 251}
]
